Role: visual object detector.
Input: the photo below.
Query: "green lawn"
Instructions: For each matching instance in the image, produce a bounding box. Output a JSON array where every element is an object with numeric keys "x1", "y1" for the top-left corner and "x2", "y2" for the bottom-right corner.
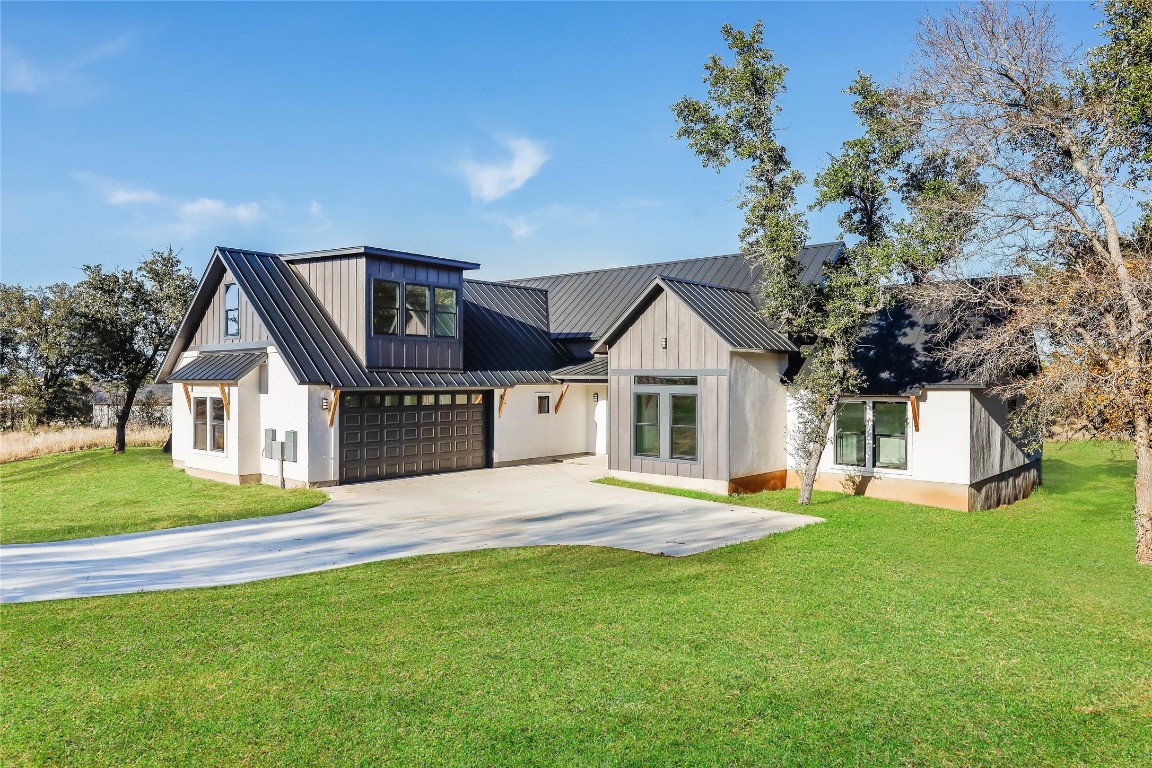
[
  {"x1": 2, "y1": 441, "x2": 1150, "y2": 766},
  {"x1": 0, "y1": 448, "x2": 328, "y2": 544}
]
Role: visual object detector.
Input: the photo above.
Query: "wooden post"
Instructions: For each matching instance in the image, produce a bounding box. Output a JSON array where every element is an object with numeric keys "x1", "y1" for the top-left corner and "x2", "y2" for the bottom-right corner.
[
  {"x1": 218, "y1": 384, "x2": 231, "y2": 419},
  {"x1": 498, "y1": 388, "x2": 509, "y2": 418},
  {"x1": 554, "y1": 384, "x2": 570, "y2": 413},
  {"x1": 181, "y1": 384, "x2": 192, "y2": 413},
  {"x1": 328, "y1": 389, "x2": 341, "y2": 428},
  {"x1": 909, "y1": 395, "x2": 920, "y2": 432}
]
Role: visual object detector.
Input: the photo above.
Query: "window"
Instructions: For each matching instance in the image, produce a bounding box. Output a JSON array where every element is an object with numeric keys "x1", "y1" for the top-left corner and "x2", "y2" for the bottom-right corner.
[
  {"x1": 873, "y1": 402, "x2": 908, "y2": 469},
  {"x1": 833, "y1": 400, "x2": 908, "y2": 471},
  {"x1": 406, "y1": 285, "x2": 430, "y2": 336},
  {"x1": 634, "y1": 376, "x2": 697, "y2": 386},
  {"x1": 372, "y1": 280, "x2": 400, "y2": 335},
  {"x1": 834, "y1": 402, "x2": 867, "y2": 467},
  {"x1": 223, "y1": 284, "x2": 239, "y2": 338},
  {"x1": 434, "y1": 288, "x2": 458, "y2": 337},
  {"x1": 634, "y1": 393, "x2": 660, "y2": 457},
  {"x1": 670, "y1": 394, "x2": 698, "y2": 460},
  {"x1": 537, "y1": 395, "x2": 551, "y2": 414},
  {"x1": 193, "y1": 397, "x2": 225, "y2": 453}
]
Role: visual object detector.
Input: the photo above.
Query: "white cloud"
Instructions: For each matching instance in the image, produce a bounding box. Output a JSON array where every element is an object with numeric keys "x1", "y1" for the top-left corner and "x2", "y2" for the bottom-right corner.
[
  {"x1": 460, "y1": 137, "x2": 549, "y2": 204},
  {"x1": 485, "y1": 204, "x2": 604, "y2": 241},
  {"x1": 74, "y1": 172, "x2": 265, "y2": 236},
  {"x1": 2, "y1": 35, "x2": 131, "y2": 102}
]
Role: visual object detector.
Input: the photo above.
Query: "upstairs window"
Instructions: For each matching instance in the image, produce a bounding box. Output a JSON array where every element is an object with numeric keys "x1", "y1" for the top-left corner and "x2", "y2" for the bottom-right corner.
[
  {"x1": 406, "y1": 285, "x2": 430, "y2": 336},
  {"x1": 434, "y1": 287, "x2": 458, "y2": 338},
  {"x1": 223, "y1": 284, "x2": 240, "y2": 338},
  {"x1": 372, "y1": 279, "x2": 401, "y2": 335}
]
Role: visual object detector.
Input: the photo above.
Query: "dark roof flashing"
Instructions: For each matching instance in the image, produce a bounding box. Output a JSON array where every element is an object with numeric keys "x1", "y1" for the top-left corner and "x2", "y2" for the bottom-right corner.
[{"x1": 278, "y1": 245, "x2": 480, "y2": 270}]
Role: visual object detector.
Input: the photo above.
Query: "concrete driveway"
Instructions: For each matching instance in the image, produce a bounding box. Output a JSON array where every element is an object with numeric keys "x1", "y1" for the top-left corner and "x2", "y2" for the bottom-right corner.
[{"x1": 0, "y1": 460, "x2": 822, "y2": 603}]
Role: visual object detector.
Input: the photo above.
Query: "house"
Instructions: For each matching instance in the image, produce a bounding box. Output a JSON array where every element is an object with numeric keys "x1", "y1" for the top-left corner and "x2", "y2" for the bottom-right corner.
[{"x1": 157, "y1": 243, "x2": 1041, "y2": 511}]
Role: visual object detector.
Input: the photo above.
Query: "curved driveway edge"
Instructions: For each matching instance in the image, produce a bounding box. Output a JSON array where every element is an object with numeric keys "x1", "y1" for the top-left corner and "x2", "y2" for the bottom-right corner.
[{"x1": 1, "y1": 462, "x2": 822, "y2": 604}]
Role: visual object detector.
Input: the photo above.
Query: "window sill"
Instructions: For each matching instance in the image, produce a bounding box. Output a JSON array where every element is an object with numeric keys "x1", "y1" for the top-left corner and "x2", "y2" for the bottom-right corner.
[{"x1": 828, "y1": 464, "x2": 911, "y2": 477}]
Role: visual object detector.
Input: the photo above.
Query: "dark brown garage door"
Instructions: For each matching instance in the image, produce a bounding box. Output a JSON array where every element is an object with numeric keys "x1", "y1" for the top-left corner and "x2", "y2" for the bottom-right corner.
[{"x1": 340, "y1": 391, "x2": 488, "y2": 483}]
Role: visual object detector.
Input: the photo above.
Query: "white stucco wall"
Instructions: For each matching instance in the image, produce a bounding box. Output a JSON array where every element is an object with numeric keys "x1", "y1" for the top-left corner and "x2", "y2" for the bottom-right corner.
[
  {"x1": 491, "y1": 383, "x2": 600, "y2": 465},
  {"x1": 786, "y1": 387, "x2": 972, "y2": 486},
  {"x1": 728, "y1": 352, "x2": 790, "y2": 479},
  {"x1": 170, "y1": 348, "x2": 337, "y2": 486},
  {"x1": 169, "y1": 353, "x2": 253, "y2": 480}
]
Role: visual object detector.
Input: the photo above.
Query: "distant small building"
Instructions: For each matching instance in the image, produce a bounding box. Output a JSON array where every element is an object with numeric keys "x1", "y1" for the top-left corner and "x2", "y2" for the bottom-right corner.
[{"x1": 91, "y1": 385, "x2": 172, "y2": 428}]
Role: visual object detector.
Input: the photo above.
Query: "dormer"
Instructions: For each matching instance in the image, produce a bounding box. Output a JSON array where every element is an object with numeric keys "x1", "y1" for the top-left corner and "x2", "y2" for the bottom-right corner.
[{"x1": 284, "y1": 246, "x2": 480, "y2": 371}]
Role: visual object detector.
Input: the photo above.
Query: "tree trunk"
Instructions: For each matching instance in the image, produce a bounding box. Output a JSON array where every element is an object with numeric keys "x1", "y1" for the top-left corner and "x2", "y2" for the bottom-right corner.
[
  {"x1": 113, "y1": 381, "x2": 140, "y2": 454},
  {"x1": 1134, "y1": 409, "x2": 1152, "y2": 566},
  {"x1": 798, "y1": 393, "x2": 840, "y2": 505}
]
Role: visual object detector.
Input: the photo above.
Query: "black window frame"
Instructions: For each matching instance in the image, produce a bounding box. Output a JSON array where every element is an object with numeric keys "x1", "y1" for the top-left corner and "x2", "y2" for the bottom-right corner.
[
  {"x1": 371, "y1": 279, "x2": 401, "y2": 336},
  {"x1": 223, "y1": 284, "x2": 240, "y2": 338},
  {"x1": 537, "y1": 395, "x2": 551, "y2": 415},
  {"x1": 434, "y1": 287, "x2": 459, "y2": 338},
  {"x1": 405, "y1": 284, "x2": 431, "y2": 337}
]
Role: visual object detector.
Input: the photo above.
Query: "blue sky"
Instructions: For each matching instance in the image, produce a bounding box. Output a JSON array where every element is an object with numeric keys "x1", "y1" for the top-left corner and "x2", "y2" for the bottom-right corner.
[{"x1": 2, "y1": 1, "x2": 1103, "y2": 286}]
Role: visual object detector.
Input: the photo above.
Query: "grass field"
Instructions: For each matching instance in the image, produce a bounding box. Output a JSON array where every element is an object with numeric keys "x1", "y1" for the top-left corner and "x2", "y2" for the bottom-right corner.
[
  {"x1": 2, "y1": 441, "x2": 1149, "y2": 766},
  {"x1": 0, "y1": 448, "x2": 328, "y2": 544}
]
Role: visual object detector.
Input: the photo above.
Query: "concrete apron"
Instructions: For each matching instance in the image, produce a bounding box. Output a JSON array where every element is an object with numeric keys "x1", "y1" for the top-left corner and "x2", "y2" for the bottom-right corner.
[{"x1": 0, "y1": 461, "x2": 822, "y2": 604}]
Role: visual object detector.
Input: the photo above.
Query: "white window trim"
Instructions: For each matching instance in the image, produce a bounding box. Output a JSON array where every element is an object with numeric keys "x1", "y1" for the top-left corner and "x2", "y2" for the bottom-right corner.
[
  {"x1": 829, "y1": 397, "x2": 912, "y2": 476},
  {"x1": 190, "y1": 394, "x2": 228, "y2": 456},
  {"x1": 632, "y1": 386, "x2": 700, "y2": 464}
]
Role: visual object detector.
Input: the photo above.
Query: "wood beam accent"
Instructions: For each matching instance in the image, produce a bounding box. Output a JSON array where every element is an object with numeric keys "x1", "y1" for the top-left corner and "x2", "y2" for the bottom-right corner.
[
  {"x1": 498, "y1": 388, "x2": 509, "y2": 418},
  {"x1": 554, "y1": 384, "x2": 570, "y2": 414},
  {"x1": 328, "y1": 389, "x2": 341, "y2": 429},
  {"x1": 181, "y1": 384, "x2": 192, "y2": 413},
  {"x1": 218, "y1": 384, "x2": 231, "y2": 419},
  {"x1": 909, "y1": 395, "x2": 920, "y2": 432}
]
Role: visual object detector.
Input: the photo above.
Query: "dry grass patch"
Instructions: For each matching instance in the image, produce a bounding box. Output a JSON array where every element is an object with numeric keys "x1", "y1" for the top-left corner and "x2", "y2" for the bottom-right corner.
[{"x1": 0, "y1": 426, "x2": 169, "y2": 464}]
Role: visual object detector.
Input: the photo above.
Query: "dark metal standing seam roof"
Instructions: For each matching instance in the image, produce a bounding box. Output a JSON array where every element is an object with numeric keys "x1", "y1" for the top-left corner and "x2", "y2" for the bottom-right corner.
[
  {"x1": 505, "y1": 242, "x2": 843, "y2": 340},
  {"x1": 551, "y1": 357, "x2": 609, "y2": 381},
  {"x1": 659, "y1": 278, "x2": 797, "y2": 352},
  {"x1": 159, "y1": 247, "x2": 561, "y2": 390},
  {"x1": 461, "y1": 280, "x2": 570, "y2": 374},
  {"x1": 168, "y1": 352, "x2": 267, "y2": 383}
]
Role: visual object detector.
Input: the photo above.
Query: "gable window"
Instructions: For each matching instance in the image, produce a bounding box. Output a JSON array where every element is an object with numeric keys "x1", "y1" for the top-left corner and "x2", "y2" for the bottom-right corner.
[
  {"x1": 434, "y1": 287, "x2": 458, "y2": 338},
  {"x1": 406, "y1": 285, "x2": 430, "y2": 336},
  {"x1": 834, "y1": 400, "x2": 908, "y2": 471},
  {"x1": 223, "y1": 284, "x2": 240, "y2": 338},
  {"x1": 537, "y1": 394, "x2": 551, "y2": 414},
  {"x1": 372, "y1": 279, "x2": 401, "y2": 335},
  {"x1": 193, "y1": 397, "x2": 226, "y2": 452}
]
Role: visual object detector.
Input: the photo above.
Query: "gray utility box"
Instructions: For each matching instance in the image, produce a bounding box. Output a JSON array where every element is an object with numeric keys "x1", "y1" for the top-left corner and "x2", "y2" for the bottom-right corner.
[{"x1": 263, "y1": 429, "x2": 298, "y2": 462}]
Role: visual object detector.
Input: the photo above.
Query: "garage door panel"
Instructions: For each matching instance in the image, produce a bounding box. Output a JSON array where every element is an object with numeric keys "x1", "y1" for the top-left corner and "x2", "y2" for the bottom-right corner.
[{"x1": 341, "y1": 390, "x2": 488, "y2": 483}]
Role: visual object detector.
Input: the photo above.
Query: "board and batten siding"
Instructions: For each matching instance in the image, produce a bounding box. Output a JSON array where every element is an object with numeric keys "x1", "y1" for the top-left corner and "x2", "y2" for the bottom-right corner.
[
  {"x1": 607, "y1": 289, "x2": 730, "y2": 483},
  {"x1": 290, "y1": 256, "x2": 466, "y2": 370},
  {"x1": 291, "y1": 256, "x2": 367, "y2": 363},
  {"x1": 362, "y1": 257, "x2": 465, "y2": 370},
  {"x1": 190, "y1": 268, "x2": 270, "y2": 347}
]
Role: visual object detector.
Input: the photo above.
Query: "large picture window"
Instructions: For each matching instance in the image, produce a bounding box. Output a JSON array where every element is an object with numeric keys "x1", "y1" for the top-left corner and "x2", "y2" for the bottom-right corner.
[
  {"x1": 372, "y1": 279, "x2": 400, "y2": 335},
  {"x1": 434, "y1": 287, "x2": 458, "y2": 338},
  {"x1": 405, "y1": 285, "x2": 430, "y2": 336},
  {"x1": 193, "y1": 397, "x2": 226, "y2": 453},
  {"x1": 634, "y1": 393, "x2": 660, "y2": 457},
  {"x1": 223, "y1": 284, "x2": 239, "y2": 338},
  {"x1": 833, "y1": 400, "x2": 908, "y2": 471}
]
